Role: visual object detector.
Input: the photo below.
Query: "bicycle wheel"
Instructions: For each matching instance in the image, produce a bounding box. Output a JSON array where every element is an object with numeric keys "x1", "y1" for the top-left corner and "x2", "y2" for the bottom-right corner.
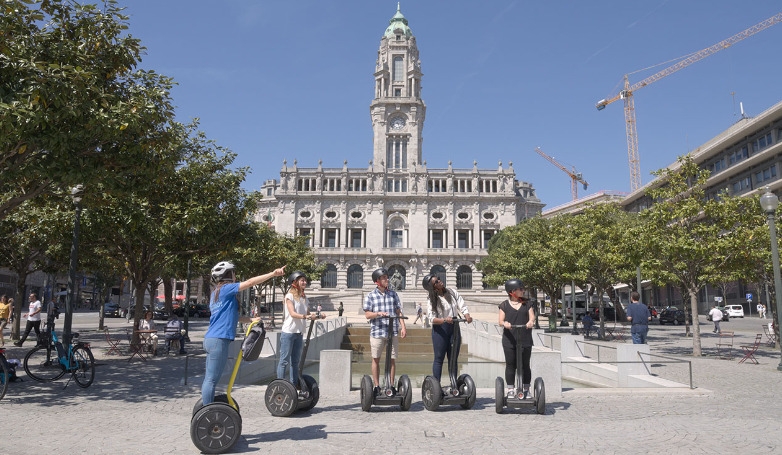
[
  {"x1": 0, "y1": 355, "x2": 8, "y2": 401},
  {"x1": 71, "y1": 346, "x2": 95, "y2": 388},
  {"x1": 24, "y1": 346, "x2": 66, "y2": 382}
]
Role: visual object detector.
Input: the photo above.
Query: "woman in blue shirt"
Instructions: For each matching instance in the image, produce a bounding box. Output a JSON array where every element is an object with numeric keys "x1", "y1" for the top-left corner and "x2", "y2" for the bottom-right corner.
[{"x1": 201, "y1": 261, "x2": 285, "y2": 405}]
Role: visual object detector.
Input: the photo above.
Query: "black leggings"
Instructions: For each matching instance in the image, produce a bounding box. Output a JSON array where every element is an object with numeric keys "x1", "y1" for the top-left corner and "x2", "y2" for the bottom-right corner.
[
  {"x1": 19, "y1": 320, "x2": 41, "y2": 343},
  {"x1": 502, "y1": 343, "x2": 531, "y2": 387},
  {"x1": 431, "y1": 323, "x2": 458, "y2": 381}
]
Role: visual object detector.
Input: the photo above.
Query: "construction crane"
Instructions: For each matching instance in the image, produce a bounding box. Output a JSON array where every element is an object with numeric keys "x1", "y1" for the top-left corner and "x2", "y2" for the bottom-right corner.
[
  {"x1": 535, "y1": 147, "x2": 588, "y2": 201},
  {"x1": 596, "y1": 12, "x2": 782, "y2": 192}
]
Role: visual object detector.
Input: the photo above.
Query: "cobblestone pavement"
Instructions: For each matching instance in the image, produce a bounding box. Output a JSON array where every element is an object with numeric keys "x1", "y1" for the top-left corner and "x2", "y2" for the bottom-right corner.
[{"x1": 1, "y1": 312, "x2": 781, "y2": 454}]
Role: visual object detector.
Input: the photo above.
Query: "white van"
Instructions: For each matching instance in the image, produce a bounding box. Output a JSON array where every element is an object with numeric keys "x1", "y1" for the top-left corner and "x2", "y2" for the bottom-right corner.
[{"x1": 725, "y1": 304, "x2": 745, "y2": 318}]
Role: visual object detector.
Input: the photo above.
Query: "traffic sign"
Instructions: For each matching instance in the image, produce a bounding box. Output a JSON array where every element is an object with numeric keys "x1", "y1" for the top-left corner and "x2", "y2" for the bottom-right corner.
[{"x1": 746, "y1": 293, "x2": 753, "y2": 301}]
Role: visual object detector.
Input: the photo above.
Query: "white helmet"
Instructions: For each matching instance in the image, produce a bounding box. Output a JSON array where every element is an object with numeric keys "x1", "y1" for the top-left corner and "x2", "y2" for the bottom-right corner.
[{"x1": 211, "y1": 261, "x2": 235, "y2": 282}]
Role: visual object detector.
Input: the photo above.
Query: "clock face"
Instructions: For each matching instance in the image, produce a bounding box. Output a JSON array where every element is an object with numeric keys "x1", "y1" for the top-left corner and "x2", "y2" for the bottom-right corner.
[{"x1": 390, "y1": 117, "x2": 406, "y2": 130}]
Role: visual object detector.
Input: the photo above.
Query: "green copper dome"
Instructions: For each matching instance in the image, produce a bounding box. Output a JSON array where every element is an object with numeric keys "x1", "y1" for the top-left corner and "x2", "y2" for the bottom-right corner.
[{"x1": 383, "y1": 3, "x2": 412, "y2": 38}]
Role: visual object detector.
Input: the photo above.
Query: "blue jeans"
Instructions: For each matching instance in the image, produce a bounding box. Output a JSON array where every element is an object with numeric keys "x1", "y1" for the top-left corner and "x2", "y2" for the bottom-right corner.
[
  {"x1": 631, "y1": 327, "x2": 649, "y2": 344},
  {"x1": 277, "y1": 332, "x2": 304, "y2": 386},
  {"x1": 201, "y1": 337, "x2": 232, "y2": 405}
]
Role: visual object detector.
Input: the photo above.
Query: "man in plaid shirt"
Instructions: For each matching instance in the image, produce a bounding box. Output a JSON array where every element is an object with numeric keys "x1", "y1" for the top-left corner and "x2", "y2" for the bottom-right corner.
[{"x1": 363, "y1": 267, "x2": 407, "y2": 394}]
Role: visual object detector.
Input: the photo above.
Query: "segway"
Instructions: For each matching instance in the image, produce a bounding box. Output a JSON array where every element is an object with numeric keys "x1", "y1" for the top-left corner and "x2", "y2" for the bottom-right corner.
[
  {"x1": 190, "y1": 321, "x2": 266, "y2": 454},
  {"x1": 494, "y1": 325, "x2": 545, "y2": 415},
  {"x1": 264, "y1": 311, "x2": 322, "y2": 417},
  {"x1": 421, "y1": 317, "x2": 476, "y2": 411},
  {"x1": 360, "y1": 315, "x2": 412, "y2": 411}
]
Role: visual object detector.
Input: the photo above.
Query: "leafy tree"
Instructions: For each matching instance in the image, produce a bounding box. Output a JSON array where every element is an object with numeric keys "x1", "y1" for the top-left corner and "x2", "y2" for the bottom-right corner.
[
  {"x1": 0, "y1": 0, "x2": 176, "y2": 220},
  {"x1": 640, "y1": 156, "x2": 739, "y2": 356}
]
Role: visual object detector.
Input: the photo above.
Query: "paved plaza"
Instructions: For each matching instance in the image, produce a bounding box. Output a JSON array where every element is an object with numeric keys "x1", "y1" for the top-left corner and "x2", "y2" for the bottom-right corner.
[{"x1": 2, "y1": 311, "x2": 781, "y2": 454}]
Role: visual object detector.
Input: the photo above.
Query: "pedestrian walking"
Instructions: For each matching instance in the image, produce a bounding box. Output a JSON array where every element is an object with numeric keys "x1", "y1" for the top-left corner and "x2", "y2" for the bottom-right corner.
[
  {"x1": 338, "y1": 301, "x2": 344, "y2": 317},
  {"x1": 0, "y1": 295, "x2": 11, "y2": 347},
  {"x1": 14, "y1": 292, "x2": 42, "y2": 347},
  {"x1": 625, "y1": 291, "x2": 651, "y2": 344},
  {"x1": 708, "y1": 304, "x2": 723, "y2": 334},
  {"x1": 413, "y1": 302, "x2": 423, "y2": 324},
  {"x1": 757, "y1": 303, "x2": 763, "y2": 318}
]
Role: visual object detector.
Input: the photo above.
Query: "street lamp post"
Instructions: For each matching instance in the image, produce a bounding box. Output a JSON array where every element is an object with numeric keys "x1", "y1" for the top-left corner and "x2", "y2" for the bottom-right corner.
[
  {"x1": 759, "y1": 186, "x2": 782, "y2": 371},
  {"x1": 183, "y1": 257, "x2": 191, "y2": 341},
  {"x1": 63, "y1": 185, "x2": 84, "y2": 345}
]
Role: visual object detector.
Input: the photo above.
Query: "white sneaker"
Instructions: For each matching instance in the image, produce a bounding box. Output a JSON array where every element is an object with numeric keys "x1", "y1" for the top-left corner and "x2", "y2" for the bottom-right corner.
[{"x1": 507, "y1": 389, "x2": 516, "y2": 399}]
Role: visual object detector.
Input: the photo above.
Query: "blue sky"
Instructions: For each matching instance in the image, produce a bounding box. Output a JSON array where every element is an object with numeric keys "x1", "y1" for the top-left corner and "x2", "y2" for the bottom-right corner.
[{"x1": 123, "y1": 1, "x2": 782, "y2": 209}]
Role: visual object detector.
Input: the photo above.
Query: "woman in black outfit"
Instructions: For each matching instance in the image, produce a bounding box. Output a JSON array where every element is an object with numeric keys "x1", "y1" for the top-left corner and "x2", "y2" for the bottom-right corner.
[{"x1": 498, "y1": 279, "x2": 535, "y2": 399}]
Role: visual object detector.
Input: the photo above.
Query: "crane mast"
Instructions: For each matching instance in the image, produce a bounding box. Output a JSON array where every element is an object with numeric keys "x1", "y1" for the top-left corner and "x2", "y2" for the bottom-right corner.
[
  {"x1": 596, "y1": 12, "x2": 782, "y2": 192},
  {"x1": 534, "y1": 147, "x2": 588, "y2": 201}
]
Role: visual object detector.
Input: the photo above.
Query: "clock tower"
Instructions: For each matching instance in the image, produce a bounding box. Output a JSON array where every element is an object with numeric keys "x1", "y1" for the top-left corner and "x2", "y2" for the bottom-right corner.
[{"x1": 370, "y1": 4, "x2": 426, "y2": 171}]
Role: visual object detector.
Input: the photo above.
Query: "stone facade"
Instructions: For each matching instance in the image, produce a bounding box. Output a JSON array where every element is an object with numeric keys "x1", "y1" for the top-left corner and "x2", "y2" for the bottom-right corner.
[{"x1": 256, "y1": 6, "x2": 543, "y2": 293}]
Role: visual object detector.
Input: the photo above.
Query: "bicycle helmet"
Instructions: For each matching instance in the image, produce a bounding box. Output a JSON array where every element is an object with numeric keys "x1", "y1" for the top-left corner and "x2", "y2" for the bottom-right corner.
[
  {"x1": 504, "y1": 278, "x2": 524, "y2": 294},
  {"x1": 371, "y1": 267, "x2": 388, "y2": 283},
  {"x1": 211, "y1": 261, "x2": 235, "y2": 282},
  {"x1": 421, "y1": 274, "x2": 437, "y2": 292},
  {"x1": 287, "y1": 270, "x2": 308, "y2": 286}
]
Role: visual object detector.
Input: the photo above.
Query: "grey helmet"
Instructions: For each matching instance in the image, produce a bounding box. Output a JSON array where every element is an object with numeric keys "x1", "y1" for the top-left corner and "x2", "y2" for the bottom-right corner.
[
  {"x1": 211, "y1": 261, "x2": 235, "y2": 282},
  {"x1": 504, "y1": 278, "x2": 524, "y2": 294},
  {"x1": 287, "y1": 271, "x2": 308, "y2": 286},
  {"x1": 371, "y1": 267, "x2": 388, "y2": 283}
]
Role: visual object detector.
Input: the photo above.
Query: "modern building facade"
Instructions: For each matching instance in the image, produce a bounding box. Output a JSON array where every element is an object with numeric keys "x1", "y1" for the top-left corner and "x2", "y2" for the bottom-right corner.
[{"x1": 256, "y1": 6, "x2": 543, "y2": 293}]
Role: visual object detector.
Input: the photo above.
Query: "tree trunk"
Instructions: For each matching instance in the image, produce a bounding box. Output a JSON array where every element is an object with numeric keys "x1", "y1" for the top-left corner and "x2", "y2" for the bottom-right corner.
[
  {"x1": 10, "y1": 269, "x2": 30, "y2": 340},
  {"x1": 689, "y1": 289, "x2": 702, "y2": 356}
]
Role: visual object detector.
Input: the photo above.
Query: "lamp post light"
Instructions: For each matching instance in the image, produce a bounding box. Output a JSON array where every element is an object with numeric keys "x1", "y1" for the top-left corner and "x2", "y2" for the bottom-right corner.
[
  {"x1": 183, "y1": 257, "x2": 191, "y2": 341},
  {"x1": 759, "y1": 186, "x2": 782, "y2": 371},
  {"x1": 63, "y1": 185, "x2": 84, "y2": 345}
]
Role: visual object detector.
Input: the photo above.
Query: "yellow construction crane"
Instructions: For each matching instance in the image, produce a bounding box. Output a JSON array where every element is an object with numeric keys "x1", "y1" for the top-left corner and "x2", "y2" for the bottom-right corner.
[
  {"x1": 535, "y1": 147, "x2": 588, "y2": 201},
  {"x1": 596, "y1": 12, "x2": 782, "y2": 192}
]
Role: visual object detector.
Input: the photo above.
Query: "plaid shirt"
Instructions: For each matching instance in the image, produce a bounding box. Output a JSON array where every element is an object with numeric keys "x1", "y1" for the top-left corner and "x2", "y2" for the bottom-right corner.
[{"x1": 363, "y1": 287, "x2": 402, "y2": 338}]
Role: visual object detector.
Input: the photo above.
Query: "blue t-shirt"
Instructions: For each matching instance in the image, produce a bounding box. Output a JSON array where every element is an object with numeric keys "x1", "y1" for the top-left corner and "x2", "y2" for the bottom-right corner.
[
  {"x1": 205, "y1": 282, "x2": 240, "y2": 340},
  {"x1": 625, "y1": 302, "x2": 650, "y2": 334}
]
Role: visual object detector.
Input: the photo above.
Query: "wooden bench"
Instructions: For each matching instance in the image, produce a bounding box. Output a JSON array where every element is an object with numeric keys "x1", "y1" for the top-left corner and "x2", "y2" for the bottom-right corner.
[{"x1": 716, "y1": 330, "x2": 734, "y2": 360}]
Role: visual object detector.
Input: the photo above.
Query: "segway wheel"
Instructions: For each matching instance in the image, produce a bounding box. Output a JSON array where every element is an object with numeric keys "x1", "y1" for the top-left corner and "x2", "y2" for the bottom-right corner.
[
  {"x1": 298, "y1": 374, "x2": 320, "y2": 412},
  {"x1": 534, "y1": 377, "x2": 546, "y2": 415},
  {"x1": 421, "y1": 375, "x2": 442, "y2": 412},
  {"x1": 192, "y1": 393, "x2": 240, "y2": 417},
  {"x1": 360, "y1": 375, "x2": 374, "y2": 412},
  {"x1": 494, "y1": 377, "x2": 505, "y2": 414},
  {"x1": 264, "y1": 379, "x2": 298, "y2": 417},
  {"x1": 190, "y1": 403, "x2": 242, "y2": 454},
  {"x1": 399, "y1": 374, "x2": 412, "y2": 411},
  {"x1": 457, "y1": 374, "x2": 477, "y2": 410}
]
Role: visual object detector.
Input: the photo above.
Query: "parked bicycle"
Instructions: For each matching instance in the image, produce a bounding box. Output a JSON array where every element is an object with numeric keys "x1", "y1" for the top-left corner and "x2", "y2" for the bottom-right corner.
[
  {"x1": 0, "y1": 347, "x2": 9, "y2": 400},
  {"x1": 23, "y1": 322, "x2": 95, "y2": 388}
]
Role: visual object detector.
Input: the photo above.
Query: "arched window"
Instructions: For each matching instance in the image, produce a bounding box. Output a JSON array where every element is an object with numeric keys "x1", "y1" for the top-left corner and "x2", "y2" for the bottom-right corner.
[
  {"x1": 347, "y1": 264, "x2": 363, "y2": 289},
  {"x1": 430, "y1": 265, "x2": 446, "y2": 287},
  {"x1": 387, "y1": 265, "x2": 406, "y2": 290},
  {"x1": 320, "y1": 264, "x2": 337, "y2": 288},
  {"x1": 456, "y1": 265, "x2": 472, "y2": 289}
]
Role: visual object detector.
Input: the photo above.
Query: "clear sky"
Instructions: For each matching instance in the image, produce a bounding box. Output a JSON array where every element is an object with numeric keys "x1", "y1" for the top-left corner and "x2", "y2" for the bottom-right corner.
[{"x1": 122, "y1": 1, "x2": 782, "y2": 210}]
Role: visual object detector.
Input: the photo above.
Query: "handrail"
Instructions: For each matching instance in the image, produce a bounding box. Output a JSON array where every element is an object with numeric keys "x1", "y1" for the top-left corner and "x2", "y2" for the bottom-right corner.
[
  {"x1": 536, "y1": 332, "x2": 561, "y2": 351},
  {"x1": 574, "y1": 339, "x2": 617, "y2": 363},
  {"x1": 637, "y1": 351, "x2": 694, "y2": 389}
]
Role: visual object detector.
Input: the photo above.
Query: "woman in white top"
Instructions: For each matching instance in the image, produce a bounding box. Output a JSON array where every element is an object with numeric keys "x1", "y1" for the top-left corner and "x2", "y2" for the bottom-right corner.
[
  {"x1": 421, "y1": 275, "x2": 472, "y2": 382},
  {"x1": 138, "y1": 310, "x2": 158, "y2": 355},
  {"x1": 277, "y1": 271, "x2": 324, "y2": 388}
]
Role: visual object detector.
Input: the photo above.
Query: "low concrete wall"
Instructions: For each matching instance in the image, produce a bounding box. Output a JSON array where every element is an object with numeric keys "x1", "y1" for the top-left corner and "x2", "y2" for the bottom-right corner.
[{"x1": 219, "y1": 317, "x2": 348, "y2": 386}]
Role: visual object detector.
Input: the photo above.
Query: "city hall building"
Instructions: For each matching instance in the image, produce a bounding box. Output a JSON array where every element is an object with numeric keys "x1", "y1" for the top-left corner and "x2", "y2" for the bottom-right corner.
[{"x1": 256, "y1": 6, "x2": 543, "y2": 296}]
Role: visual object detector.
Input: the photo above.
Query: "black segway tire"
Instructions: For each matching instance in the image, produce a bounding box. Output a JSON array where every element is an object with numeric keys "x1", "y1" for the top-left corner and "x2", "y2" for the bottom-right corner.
[
  {"x1": 360, "y1": 375, "x2": 374, "y2": 412},
  {"x1": 298, "y1": 374, "x2": 320, "y2": 412},
  {"x1": 399, "y1": 374, "x2": 412, "y2": 411},
  {"x1": 265, "y1": 379, "x2": 298, "y2": 417},
  {"x1": 534, "y1": 377, "x2": 546, "y2": 415},
  {"x1": 192, "y1": 394, "x2": 240, "y2": 417},
  {"x1": 421, "y1": 375, "x2": 442, "y2": 412},
  {"x1": 495, "y1": 377, "x2": 505, "y2": 414},
  {"x1": 190, "y1": 403, "x2": 242, "y2": 454},
  {"x1": 457, "y1": 374, "x2": 477, "y2": 410}
]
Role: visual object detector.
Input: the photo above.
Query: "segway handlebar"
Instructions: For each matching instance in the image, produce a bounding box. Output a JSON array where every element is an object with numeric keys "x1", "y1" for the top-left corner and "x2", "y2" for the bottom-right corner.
[{"x1": 375, "y1": 314, "x2": 408, "y2": 320}]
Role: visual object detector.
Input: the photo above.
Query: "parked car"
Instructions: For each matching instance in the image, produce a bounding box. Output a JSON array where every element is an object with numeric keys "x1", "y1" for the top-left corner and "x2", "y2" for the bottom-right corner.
[
  {"x1": 194, "y1": 303, "x2": 211, "y2": 318},
  {"x1": 724, "y1": 304, "x2": 745, "y2": 318},
  {"x1": 172, "y1": 302, "x2": 198, "y2": 318},
  {"x1": 706, "y1": 306, "x2": 730, "y2": 322},
  {"x1": 103, "y1": 302, "x2": 121, "y2": 318},
  {"x1": 659, "y1": 306, "x2": 693, "y2": 325}
]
